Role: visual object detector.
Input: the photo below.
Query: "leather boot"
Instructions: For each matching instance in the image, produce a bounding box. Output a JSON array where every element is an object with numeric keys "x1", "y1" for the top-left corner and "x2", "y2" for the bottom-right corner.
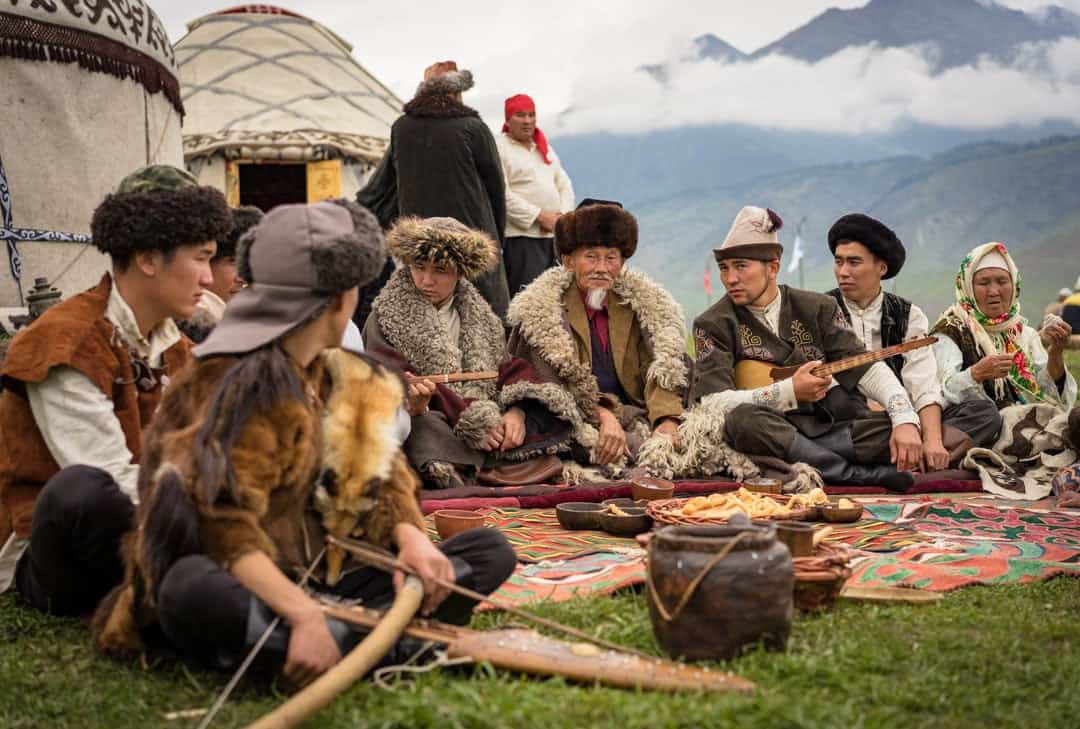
[{"x1": 786, "y1": 432, "x2": 914, "y2": 491}]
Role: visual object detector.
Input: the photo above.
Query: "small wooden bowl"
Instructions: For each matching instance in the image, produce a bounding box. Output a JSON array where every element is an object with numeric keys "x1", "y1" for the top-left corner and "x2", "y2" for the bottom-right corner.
[
  {"x1": 819, "y1": 501, "x2": 864, "y2": 523},
  {"x1": 775, "y1": 520, "x2": 815, "y2": 557},
  {"x1": 631, "y1": 477, "x2": 675, "y2": 501},
  {"x1": 556, "y1": 502, "x2": 605, "y2": 531},
  {"x1": 433, "y1": 509, "x2": 485, "y2": 540},
  {"x1": 600, "y1": 507, "x2": 653, "y2": 536},
  {"x1": 743, "y1": 477, "x2": 782, "y2": 495}
]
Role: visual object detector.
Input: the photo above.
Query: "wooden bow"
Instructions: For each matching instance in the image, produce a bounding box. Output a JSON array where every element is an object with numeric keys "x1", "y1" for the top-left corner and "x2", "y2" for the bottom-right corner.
[{"x1": 243, "y1": 576, "x2": 424, "y2": 729}]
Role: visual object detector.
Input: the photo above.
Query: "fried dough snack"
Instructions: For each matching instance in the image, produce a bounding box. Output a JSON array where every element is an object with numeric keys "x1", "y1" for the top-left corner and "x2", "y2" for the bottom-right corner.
[
  {"x1": 679, "y1": 487, "x2": 799, "y2": 520},
  {"x1": 786, "y1": 487, "x2": 829, "y2": 510}
]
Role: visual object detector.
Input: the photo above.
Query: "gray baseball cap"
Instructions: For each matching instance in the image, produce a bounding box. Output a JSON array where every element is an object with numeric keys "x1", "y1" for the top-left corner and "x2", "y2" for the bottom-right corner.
[{"x1": 193, "y1": 199, "x2": 385, "y2": 358}]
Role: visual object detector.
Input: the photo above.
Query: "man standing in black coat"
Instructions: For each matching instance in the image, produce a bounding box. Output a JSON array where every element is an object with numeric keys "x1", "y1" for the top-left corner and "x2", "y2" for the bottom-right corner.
[{"x1": 358, "y1": 61, "x2": 510, "y2": 320}]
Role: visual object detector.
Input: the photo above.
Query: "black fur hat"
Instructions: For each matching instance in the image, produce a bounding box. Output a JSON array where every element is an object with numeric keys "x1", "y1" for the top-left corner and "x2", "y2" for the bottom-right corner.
[
  {"x1": 555, "y1": 200, "x2": 638, "y2": 259},
  {"x1": 215, "y1": 206, "x2": 263, "y2": 261},
  {"x1": 90, "y1": 165, "x2": 233, "y2": 266},
  {"x1": 828, "y1": 214, "x2": 906, "y2": 280}
]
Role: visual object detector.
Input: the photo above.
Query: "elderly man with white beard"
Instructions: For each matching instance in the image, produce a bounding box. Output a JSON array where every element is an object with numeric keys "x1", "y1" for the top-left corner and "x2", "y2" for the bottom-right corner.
[{"x1": 505, "y1": 200, "x2": 688, "y2": 469}]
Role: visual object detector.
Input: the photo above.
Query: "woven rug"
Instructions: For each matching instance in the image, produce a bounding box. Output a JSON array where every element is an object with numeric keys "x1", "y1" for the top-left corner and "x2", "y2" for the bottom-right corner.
[
  {"x1": 427, "y1": 507, "x2": 638, "y2": 562},
  {"x1": 479, "y1": 551, "x2": 646, "y2": 611},
  {"x1": 846, "y1": 499, "x2": 1080, "y2": 591}
]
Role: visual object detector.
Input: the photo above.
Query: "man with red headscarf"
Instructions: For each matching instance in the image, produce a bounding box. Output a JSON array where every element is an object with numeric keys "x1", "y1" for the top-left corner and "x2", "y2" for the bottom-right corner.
[{"x1": 496, "y1": 94, "x2": 575, "y2": 297}]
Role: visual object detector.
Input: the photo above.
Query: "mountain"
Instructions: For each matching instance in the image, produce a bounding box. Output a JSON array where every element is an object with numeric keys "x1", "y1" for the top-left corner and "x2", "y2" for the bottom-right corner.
[
  {"x1": 627, "y1": 135, "x2": 1080, "y2": 322},
  {"x1": 639, "y1": 33, "x2": 746, "y2": 83},
  {"x1": 753, "y1": 0, "x2": 1077, "y2": 71},
  {"x1": 553, "y1": 120, "x2": 1079, "y2": 207}
]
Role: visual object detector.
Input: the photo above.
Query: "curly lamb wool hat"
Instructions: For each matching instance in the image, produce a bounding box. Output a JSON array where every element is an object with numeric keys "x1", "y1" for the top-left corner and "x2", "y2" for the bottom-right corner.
[
  {"x1": 195, "y1": 199, "x2": 385, "y2": 358},
  {"x1": 90, "y1": 165, "x2": 233, "y2": 265},
  {"x1": 554, "y1": 199, "x2": 638, "y2": 259},
  {"x1": 828, "y1": 213, "x2": 906, "y2": 280},
  {"x1": 386, "y1": 216, "x2": 497, "y2": 281}
]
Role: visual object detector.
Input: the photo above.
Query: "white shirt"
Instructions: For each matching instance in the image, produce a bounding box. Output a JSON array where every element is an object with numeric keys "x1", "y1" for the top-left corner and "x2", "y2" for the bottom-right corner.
[
  {"x1": 842, "y1": 291, "x2": 943, "y2": 413},
  {"x1": 934, "y1": 323, "x2": 1078, "y2": 410},
  {"x1": 496, "y1": 133, "x2": 575, "y2": 238},
  {"x1": 704, "y1": 289, "x2": 919, "y2": 429}
]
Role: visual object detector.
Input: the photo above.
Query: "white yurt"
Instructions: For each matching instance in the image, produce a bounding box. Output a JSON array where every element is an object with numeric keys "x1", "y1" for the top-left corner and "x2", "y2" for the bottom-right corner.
[
  {"x1": 175, "y1": 5, "x2": 403, "y2": 211},
  {"x1": 0, "y1": 0, "x2": 184, "y2": 309}
]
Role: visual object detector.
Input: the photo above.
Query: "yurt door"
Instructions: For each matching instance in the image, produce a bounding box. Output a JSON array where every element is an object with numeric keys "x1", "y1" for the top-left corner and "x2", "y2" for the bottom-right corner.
[{"x1": 234, "y1": 160, "x2": 343, "y2": 212}]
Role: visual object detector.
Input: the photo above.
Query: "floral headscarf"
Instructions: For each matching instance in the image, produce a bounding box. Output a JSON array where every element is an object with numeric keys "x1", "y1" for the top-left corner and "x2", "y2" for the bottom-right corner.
[{"x1": 936, "y1": 242, "x2": 1043, "y2": 403}]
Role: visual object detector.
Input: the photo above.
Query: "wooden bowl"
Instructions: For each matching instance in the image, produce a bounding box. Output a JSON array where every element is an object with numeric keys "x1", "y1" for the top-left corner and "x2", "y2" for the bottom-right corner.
[
  {"x1": 631, "y1": 477, "x2": 675, "y2": 501},
  {"x1": 600, "y1": 507, "x2": 653, "y2": 536},
  {"x1": 742, "y1": 477, "x2": 782, "y2": 494},
  {"x1": 556, "y1": 502, "x2": 605, "y2": 531},
  {"x1": 433, "y1": 509, "x2": 485, "y2": 540},
  {"x1": 819, "y1": 501, "x2": 864, "y2": 523}
]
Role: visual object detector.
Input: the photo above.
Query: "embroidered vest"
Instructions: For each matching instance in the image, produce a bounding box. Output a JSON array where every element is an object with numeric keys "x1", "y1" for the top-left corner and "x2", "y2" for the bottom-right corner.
[
  {"x1": 0, "y1": 276, "x2": 190, "y2": 537},
  {"x1": 930, "y1": 317, "x2": 1017, "y2": 409},
  {"x1": 828, "y1": 289, "x2": 911, "y2": 381}
]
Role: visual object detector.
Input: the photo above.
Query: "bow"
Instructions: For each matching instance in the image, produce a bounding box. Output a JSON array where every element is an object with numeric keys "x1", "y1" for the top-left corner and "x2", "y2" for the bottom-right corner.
[{"x1": 243, "y1": 575, "x2": 424, "y2": 729}]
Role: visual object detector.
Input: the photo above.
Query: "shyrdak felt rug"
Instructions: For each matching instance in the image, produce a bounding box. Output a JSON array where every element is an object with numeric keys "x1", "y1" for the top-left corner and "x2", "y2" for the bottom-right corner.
[{"x1": 478, "y1": 550, "x2": 645, "y2": 612}]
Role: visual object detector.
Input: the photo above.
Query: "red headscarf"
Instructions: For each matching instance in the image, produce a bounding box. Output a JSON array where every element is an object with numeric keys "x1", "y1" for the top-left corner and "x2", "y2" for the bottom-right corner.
[{"x1": 503, "y1": 94, "x2": 551, "y2": 164}]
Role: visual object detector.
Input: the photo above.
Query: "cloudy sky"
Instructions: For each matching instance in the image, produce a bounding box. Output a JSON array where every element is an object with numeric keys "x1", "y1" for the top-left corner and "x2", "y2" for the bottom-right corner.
[{"x1": 158, "y1": 0, "x2": 1080, "y2": 135}]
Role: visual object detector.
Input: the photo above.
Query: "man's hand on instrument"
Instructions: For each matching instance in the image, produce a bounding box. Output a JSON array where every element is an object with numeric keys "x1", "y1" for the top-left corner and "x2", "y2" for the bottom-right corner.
[
  {"x1": 1040, "y1": 317, "x2": 1072, "y2": 352},
  {"x1": 394, "y1": 525, "x2": 454, "y2": 616},
  {"x1": 922, "y1": 434, "x2": 950, "y2": 472},
  {"x1": 969, "y1": 354, "x2": 1014, "y2": 383},
  {"x1": 499, "y1": 407, "x2": 526, "y2": 451},
  {"x1": 890, "y1": 423, "x2": 923, "y2": 473},
  {"x1": 792, "y1": 360, "x2": 831, "y2": 403},
  {"x1": 405, "y1": 377, "x2": 436, "y2": 416},
  {"x1": 594, "y1": 408, "x2": 627, "y2": 465},
  {"x1": 284, "y1": 606, "x2": 342, "y2": 687},
  {"x1": 654, "y1": 418, "x2": 681, "y2": 448}
]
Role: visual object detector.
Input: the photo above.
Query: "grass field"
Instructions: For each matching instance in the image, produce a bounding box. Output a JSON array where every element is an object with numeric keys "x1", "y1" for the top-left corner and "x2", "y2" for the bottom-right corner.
[
  {"x1": 3, "y1": 579, "x2": 1080, "y2": 729},
  {"x1": 1, "y1": 338, "x2": 1078, "y2": 728}
]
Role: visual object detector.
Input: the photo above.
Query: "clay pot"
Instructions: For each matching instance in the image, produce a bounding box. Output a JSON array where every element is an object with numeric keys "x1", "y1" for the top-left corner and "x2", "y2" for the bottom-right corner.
[
  {"x1": 646, "y1": 523, "x2": 793, "y2": 661},
  {"x1": 631, "y1": 477, "x2": 675, "y2": 501},
  {"x1": 433, "y1": 509, "x2": 485, "y2": 540}
]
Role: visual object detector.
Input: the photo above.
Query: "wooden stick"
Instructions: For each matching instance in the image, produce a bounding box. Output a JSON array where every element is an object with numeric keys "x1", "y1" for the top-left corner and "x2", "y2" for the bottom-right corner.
[
  {"x1": 326, "y1": 536, "x2": 656, "y2": 661},
  {"x1": 407, "y1": 371, "x2": 498, "y2": 385}
]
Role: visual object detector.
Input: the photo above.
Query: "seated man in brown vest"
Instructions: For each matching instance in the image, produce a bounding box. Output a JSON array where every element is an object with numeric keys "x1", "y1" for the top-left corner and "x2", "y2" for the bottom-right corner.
[{"x1": 0, "y1": 165, "x2": 232, "y2": 614}]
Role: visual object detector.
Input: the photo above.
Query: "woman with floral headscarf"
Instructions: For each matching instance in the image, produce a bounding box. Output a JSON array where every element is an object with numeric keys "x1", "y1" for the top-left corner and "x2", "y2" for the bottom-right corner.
[{"x1": 931, "y1": 242, "x2": 1075, "y2": 412}]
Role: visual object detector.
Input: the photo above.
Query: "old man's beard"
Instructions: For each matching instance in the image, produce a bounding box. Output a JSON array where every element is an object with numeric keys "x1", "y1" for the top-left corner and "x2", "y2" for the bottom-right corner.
[{"x1": 586, "y1": 287, "x2": 608, "y2": 310}]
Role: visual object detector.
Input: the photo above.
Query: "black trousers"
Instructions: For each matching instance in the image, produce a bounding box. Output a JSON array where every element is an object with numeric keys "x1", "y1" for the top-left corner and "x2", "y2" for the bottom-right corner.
[
  {"x1": 15, "y1": 465, "x2": 135, "y2": 616},
  {"x1": 503, "y1": 235, "x2": 557, "y2": 298},
  {"x1": 155, "y1": 527, "x2": 517, "y2": 667}
]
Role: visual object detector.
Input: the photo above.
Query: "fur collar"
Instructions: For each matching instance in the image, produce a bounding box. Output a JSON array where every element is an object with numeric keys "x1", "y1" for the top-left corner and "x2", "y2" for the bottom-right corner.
[
  {"x1": 403, "y1": 95, "x2": 480, "y2": 120},
  {"x1": 371, "y1": 268, "x2": 503, "y2": 399},
  {"x1": 507, "y1": 267, "x2": 688, "y2": 410}
]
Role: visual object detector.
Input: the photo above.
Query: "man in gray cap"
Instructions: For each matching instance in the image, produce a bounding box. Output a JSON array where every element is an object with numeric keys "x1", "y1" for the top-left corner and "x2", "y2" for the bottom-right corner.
[
  {"x1": 0, "y1": 164, "x2": 232, "y2": 613},
  {"x1": 92, "y1": 199, "x2": 515, "y2": 686}
]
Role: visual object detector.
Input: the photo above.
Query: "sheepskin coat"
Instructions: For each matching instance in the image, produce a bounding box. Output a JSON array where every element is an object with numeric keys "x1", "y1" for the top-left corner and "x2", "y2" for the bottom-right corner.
[
  {"x1": 364, "y1": 269, "x2": 571, "y2": 463},
  {"x1": 357, "y1": 91, "x2": 510, "y2": 319},
  {"x1": 506, "y1": 267, "x2": 689, "y2": 457},
  {"x1": 91, "y1": 347, "x2": 423, "y2": 658}
]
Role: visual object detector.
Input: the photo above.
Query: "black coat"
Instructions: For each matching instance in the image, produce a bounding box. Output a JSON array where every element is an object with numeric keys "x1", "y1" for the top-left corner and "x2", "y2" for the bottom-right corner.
[{"x1": 358, "y1": 95, "x2": 510, "y2": 319}]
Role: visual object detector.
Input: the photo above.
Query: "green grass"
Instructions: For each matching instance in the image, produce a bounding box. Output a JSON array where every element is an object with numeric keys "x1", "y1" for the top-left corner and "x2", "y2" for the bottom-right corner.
[{"x1": 4, "y1": 579, "x2": 1080, "y2": 729}]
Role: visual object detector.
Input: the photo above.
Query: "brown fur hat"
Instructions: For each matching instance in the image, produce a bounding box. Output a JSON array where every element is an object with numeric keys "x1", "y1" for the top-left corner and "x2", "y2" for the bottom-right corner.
[
  {"x1": 386, "y1": 216, "x2": 497, "y2": 280},
  {"x1": 555, "y1": 200, "x2": 638, "y2": 259}
]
